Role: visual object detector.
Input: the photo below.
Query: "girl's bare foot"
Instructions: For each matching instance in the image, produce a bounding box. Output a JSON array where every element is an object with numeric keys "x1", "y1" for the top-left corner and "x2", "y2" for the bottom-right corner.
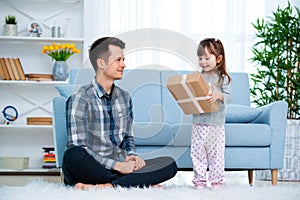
[{"x1": 74, "y1": 183, "x2": 113, "y2": 190}]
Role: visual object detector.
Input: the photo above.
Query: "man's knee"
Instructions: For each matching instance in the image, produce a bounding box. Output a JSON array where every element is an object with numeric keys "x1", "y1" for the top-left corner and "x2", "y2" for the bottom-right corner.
[{"x1": 63, "y1": 146, "x2": 85, "y2": 166}]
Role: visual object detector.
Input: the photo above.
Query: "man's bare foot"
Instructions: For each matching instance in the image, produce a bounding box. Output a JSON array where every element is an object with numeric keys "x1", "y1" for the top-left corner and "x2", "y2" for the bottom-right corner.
[
  {"x1": 74, "y1": 183, "x2": 113, "y2": 190},
  {"x1": 151, "y1": 184, "x2": 163, "y2": 189},
  {"x1": 74, "y1": 183, "x2": 86, "y2": 190}
]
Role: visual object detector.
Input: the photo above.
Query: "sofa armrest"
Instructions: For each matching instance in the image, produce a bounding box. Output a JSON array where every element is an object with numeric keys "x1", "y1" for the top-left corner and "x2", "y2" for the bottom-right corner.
[
  {"x1": 252, "y1": 101, "x2": 288, "y2": 169},
  {"x1": 52, "y1": 96, "x2": 68, "y2": 168}
]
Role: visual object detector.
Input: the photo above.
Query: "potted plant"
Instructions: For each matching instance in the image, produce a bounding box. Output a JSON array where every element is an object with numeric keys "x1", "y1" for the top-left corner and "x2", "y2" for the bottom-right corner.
[
  {"x1": 250, "y1": 1, "x2": 299, "y2": 181},
  {"x1": 41, "y1": 43, "x2": 81, "y2": 81},
  {"x1": 3, "y1": 15, "x2": 17, "y2": 36}
]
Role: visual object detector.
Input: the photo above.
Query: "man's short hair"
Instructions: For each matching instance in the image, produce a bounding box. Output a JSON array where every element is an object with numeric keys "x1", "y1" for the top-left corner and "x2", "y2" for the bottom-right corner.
[{"x1": 89, "y1": 37, "x2": 125, "y2": 71}]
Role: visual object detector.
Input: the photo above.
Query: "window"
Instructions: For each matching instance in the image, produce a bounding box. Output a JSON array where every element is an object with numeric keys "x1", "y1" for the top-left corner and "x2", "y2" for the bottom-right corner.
[{"x1": 86, "y1": 0, "x2": 299, "y2": 72}]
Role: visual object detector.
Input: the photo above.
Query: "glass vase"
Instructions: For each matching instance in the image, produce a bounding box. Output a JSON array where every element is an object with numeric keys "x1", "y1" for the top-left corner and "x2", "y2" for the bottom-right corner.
[{"x1": 52, "y1": 61, "x2": 69, "y2": 81}]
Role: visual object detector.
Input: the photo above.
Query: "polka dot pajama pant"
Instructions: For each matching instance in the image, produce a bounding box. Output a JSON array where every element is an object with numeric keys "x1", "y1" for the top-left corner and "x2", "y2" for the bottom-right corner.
[{"x1": 191, "y1": 124, "x2": 225, "y2": 185}]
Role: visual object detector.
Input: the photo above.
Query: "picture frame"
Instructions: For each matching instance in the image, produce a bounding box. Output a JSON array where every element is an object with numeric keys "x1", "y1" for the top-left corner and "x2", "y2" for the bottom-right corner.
[{"x1": 28, "y1": 21, "x2": 43, "y2": 37}]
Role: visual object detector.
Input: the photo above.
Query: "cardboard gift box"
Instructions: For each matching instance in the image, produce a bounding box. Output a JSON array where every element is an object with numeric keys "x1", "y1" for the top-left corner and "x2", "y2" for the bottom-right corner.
[{"x1": 167, "y1": 73, "x2": 219, "y2": 115}]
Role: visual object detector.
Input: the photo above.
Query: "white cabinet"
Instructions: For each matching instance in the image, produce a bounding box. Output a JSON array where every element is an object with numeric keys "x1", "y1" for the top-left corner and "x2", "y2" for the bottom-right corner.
[
  {"x1": 0, "y1": 0, "x2": 85, "y2": 172},
  {"x1": 0, "y1": 0, "x2": 85, "y2": 74},
  {"x1": 0, "y1": 81, "x2": 67, "y2": 170},
  {"x1": 0, "y1": 80, "x2": 67, "y2": 125},
  {"x1": 0, "y1": 36, "x2": 84, "y2": 74},
  {"x1": 0, "y1": 125, "x2": 54, "y2": 170}
]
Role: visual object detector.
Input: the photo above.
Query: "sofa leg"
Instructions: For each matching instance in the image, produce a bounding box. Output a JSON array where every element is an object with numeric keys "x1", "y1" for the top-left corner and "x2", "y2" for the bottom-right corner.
[
  {"x1": 248, "y1": 170, "x2": 253, "y2": 186},
  {"x1": 271, "y1": 169, "x2": 278, "y2": 186},
  {"x1": 59, "y1": 168, "x2": 63, "y2": 183}
]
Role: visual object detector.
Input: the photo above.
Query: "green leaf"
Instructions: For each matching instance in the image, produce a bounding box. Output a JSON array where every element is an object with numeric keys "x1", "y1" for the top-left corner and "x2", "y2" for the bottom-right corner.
[{"x1": 250, "y1": 1, "x2": 300, "y2": 119}]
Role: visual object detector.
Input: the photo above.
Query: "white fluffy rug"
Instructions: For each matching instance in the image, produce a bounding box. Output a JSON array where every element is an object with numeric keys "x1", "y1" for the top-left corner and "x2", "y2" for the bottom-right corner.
[{"x1": 1, "y1": 172, "x2": 299, "y2": 200}]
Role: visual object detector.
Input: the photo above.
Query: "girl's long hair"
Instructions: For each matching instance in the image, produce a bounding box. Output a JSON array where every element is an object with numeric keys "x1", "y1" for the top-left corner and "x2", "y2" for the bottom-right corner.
[{"x1": 197, "y1": 38, "x2": 231, "y2": 85}]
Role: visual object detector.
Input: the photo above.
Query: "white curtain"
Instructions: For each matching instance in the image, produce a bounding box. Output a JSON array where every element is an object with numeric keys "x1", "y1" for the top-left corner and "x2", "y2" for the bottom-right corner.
[{"x1": 83, "y1": 0, "x2": 299, "y2": 72}]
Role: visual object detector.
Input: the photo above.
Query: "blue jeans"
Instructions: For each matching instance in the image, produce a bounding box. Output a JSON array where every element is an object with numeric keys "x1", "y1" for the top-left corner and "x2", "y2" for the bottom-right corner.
[{"x1": 62, "y1": 146, "x2": 178, "y2": 188}]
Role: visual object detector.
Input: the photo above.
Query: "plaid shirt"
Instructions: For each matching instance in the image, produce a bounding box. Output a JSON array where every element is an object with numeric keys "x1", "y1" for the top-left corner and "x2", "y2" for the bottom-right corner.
[{"x1": 66, "y1": 78, "x2": 136, "y2": 170}]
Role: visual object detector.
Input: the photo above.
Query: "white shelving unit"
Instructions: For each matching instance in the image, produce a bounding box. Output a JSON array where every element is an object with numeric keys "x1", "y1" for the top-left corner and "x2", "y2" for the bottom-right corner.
[
  {"x1": 0, "y1": 80, "x2": 67, "y2": 122},
  {"x1": 0, "y1": 80, "x2": 68, "y2": 85},
  {"x1": 0, "y1": 36, "x2": 84, "y2": 43},
  {"x1": 0, "y1": 125, "x2": 52, "y2": 129},
  {"x1": 0, "y1": 0, "x2": 85, "y2": 173},
  {"x1": 0, "y1": 0, "x2": 85, "y2": 74},
  {"x1": 0, "y1": 168, "x2": 60, "y2": 176},
  {"x1": 0, "y1": 81, "x2": 66, "y2": 170}
]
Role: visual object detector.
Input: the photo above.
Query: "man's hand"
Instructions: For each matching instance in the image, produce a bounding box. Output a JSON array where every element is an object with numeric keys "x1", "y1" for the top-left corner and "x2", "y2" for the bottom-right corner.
[
  {"x1": 125, "y1": 155, "x2": 146, "y2": 171},
  {"x1": 114, "y1": 160, "x2": 135, "y2": 174},
  {"x1": 114, "y1": 155, "x2": 146, "y2": 174}
]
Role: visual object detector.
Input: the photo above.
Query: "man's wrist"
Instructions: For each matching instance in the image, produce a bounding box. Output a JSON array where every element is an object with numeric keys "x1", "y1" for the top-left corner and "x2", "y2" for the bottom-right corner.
[
  {"x1": 114, "y1": 161, "x2": 122, "y2": 171},
  {"x1": 126, "y1": 151, "x2": 137, "y2": 156}
]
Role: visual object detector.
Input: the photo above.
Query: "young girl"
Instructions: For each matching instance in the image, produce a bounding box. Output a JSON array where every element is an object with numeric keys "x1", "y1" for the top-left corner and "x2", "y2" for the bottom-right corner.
[{"x1": 191, "y1": 38, "x2": 232, "y2": 189}]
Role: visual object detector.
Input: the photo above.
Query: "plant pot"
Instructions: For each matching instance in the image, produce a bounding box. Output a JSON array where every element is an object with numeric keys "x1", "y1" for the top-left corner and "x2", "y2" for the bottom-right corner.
[
  {"x1": 52, "y1": 61, "x2": 69, "y2": 81},
  {"x1": 3, "y1": 24, "x2": 17, "y2": 36}
]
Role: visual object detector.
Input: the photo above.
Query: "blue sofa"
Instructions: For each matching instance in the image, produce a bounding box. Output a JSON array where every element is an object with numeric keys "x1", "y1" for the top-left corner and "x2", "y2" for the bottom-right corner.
[{"x1": 53, "y1": 68, "x2": 288, "y2": 185}]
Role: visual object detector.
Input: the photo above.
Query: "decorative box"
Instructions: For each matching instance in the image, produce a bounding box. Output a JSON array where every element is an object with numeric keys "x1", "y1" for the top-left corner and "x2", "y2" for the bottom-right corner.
[{"x1": 0, "y1": 157, "x2": 29, "y2": 170}]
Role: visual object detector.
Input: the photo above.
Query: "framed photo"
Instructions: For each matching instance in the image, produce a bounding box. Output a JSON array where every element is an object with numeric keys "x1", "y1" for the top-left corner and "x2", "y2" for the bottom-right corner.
[{"x1": 28, "y1": 21, "x2": 43, "y2": 37}]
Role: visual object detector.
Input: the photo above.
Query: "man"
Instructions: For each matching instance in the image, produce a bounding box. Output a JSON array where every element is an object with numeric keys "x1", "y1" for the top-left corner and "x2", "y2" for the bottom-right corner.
[{"x1": 62, "y1": 37, "x2": 177, "y2": 190}]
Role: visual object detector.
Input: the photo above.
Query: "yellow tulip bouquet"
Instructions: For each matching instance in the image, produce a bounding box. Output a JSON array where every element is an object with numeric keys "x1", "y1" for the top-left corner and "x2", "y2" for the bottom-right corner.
[{"x1": 41, "y1": 43, "x2": 81, "y2": 61}]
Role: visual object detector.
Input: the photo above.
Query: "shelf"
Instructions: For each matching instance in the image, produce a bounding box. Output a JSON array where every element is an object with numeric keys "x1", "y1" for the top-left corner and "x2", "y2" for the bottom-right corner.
[
  {"x1": 0, "y1": 36, "x2": 84, "y2": 44},
  {"x1": 0, "y1": 80, "x2": 68, "y2": 85},
  {"x1": 0, "y1": 125, "x2": 52, "y2": 129},
  {"x1": 0, "y1": 168, "x2": 60, "y2": 176},
  {"x1": 6, "y1": 0, "x2": 82, "y2": 3}
]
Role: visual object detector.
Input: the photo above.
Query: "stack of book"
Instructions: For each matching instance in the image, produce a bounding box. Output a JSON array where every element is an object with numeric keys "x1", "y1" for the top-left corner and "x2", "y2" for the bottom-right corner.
[
  {"x1": 42, "y1": 147, "x2": 56, "y2": 169},
  {"x1": 26, "y1": 74, "x2": 54, "y2": 81},
  {"x1": 0, "y1": 57, "x2": 54, "y2": 81},
  {"x1": 0, "y1": 57, "x2": 26, "y2": 80}
]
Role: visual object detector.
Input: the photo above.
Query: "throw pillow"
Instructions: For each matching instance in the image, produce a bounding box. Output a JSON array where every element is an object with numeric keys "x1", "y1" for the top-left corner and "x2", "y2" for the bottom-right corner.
[
  {"x1": 225, "y1": 104, "x2": 262, "y2": 123},
  {"x1": 55, "y1": 85, "x2": 80, "y2": 98}
]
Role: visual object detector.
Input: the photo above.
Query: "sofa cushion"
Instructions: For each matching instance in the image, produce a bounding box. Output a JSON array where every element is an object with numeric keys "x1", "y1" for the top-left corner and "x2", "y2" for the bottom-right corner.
[
  {"x1": 55, "y1": 85, "x2": 81, "y2": 98},
  {"x1": 68, "y1": 68, "x2": 95, "y2": 84},
  {"x1": 117, "y1": 69, "x2": 163, "y2": 123},
  {"x1": 133, "y1": 122, "x2": 174, "y2": 145},
  {"x1": 225, "y1": 104, "x2": 262, "y2": 123},
  {"x1": 229, "y1": 73, "x2": 250, "y2": 106},
  {"x1": 173, "y1": 123, "x2": 192, "y2": 146},
  {"x1": 160, "y1": 70, "x2": 193, "y2": 124},
  {"x1": 225, "y1": 147, "x2": 270, "y2": 169},
  {"x1": 225, "y1": 124, "x2": 272, "y2": 146},
  {"x1": 171, "y1": 123, "x2": 271, "y2": 147}
]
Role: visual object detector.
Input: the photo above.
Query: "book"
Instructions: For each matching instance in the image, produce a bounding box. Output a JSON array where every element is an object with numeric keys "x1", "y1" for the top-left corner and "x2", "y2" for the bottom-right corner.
[
  {"x1": 27, "y1": 117, "x2": 53, "y2": 125},
  {"x1": 14, "y1": 58, "x2": 26, "y2": 80},
  {"x1": 26, "y1": 74, "x2": 54, "y2": 81},
  {"x1": 42, "y1": 147, "x2": 56, "y2": 169},
  {"x1": 9, "y1": 58, "x2": 20, "y2": 80},
  {"x1": 26, "y1": 74, "x2": 53, "y2": 78},
  {"x1": 0, "y1": 58, "x2": 10, "y2": 80},
  {"x1": 0, "y1": 58, "x2": 6, "y2": 80},
  {"x1": 4, "y1": 58, "x2": 15, "y2": 80}
]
